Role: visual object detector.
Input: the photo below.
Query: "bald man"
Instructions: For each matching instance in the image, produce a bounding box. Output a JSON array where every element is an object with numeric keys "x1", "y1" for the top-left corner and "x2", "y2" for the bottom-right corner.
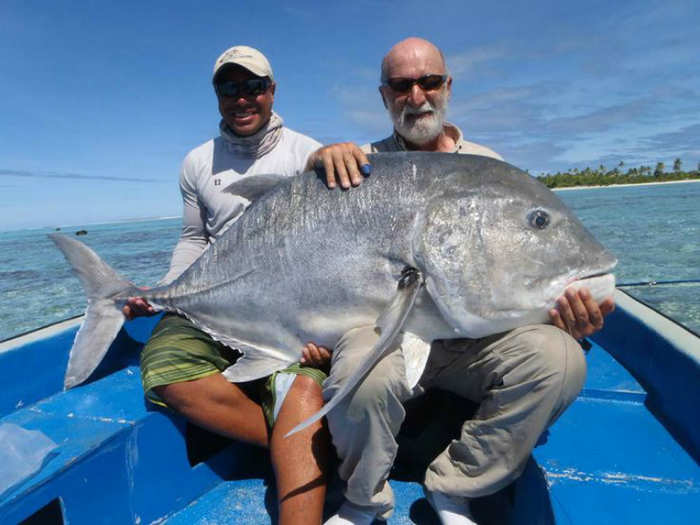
[{"x1": 318, "y1": 38, "x2": 614, "y2": 525}]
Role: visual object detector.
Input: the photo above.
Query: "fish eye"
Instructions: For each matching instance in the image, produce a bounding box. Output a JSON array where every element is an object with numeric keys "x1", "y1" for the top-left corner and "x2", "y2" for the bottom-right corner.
[{"x1": 528, "y1": 209, "x2": 550, "y2": 230}]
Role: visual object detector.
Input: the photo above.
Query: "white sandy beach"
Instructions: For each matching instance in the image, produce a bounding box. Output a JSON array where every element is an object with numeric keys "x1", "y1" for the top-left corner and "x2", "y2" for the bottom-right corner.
[{"x1": 551, "y1": 178, "x2": 700, "y2": 191}]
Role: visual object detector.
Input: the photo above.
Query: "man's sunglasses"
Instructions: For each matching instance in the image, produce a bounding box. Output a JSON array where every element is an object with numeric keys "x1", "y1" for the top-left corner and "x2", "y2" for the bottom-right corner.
[
  {"x1": 384, "y1": 74, "x2": 447, "y2": 93},
  {"x1": 215, "y1": 77, "x2": 271, "y2": 98}
]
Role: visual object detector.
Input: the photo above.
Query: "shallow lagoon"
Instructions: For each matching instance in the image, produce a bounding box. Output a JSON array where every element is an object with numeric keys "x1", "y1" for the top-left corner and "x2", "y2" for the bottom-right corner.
[
  {"x1": 556, "y1": 181, "x2": 699, "y2": 334},
  {"x1": 1, "y1": 181, "x2": 698, "y2": 340}
]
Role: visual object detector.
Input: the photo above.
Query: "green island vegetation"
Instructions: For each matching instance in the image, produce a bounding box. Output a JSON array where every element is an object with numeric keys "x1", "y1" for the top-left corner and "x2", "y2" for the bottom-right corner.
[{"x1": 536, "y1": 158, "x2": 700, "y2": 188}]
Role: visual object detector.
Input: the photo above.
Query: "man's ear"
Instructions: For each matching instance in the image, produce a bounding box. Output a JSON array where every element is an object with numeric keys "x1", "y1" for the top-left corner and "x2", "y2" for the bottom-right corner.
[
  {"x1": 270, "y1": 82, "x2": 276, "y2": 95},
  {"x1": 379, "y1": 86, "x2": 388, "y2": 109},
  {"x1": 446, "y1": 76, "x2": 452, "y2": 99}
]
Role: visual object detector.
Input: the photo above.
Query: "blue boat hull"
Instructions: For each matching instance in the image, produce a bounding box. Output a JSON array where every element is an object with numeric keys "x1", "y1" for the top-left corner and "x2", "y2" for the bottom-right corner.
[{"x1": 1, "y1": 290, "x2": 698, "y2": 524}]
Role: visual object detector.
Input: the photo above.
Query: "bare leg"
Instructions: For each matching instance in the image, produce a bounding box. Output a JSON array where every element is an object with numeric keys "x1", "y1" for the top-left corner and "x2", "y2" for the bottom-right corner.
[
  {"x1": 155, "y1": 373, "x2": 269, "y2": 447},
  {"x1": 271, "y1": 375, "x2": 329, "y2": 525},
  {"x1": 156, "y1": 373, "x2": 329, "y2": 524}
]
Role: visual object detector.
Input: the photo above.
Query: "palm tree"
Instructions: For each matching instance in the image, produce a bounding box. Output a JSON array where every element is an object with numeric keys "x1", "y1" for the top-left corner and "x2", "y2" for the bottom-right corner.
[{"x1": 654, "y1": 162, "x2": 665, "y2": 177}]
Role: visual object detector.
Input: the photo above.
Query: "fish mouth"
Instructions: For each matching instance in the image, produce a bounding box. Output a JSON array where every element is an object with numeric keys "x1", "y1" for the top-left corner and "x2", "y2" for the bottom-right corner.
[
  {"x1": 565, "y1": 271, "x2": 617, "y2": 304},
  {"x1": 567, "y1": 255, "x2": 618, "y2": 285},
  {"x1": 572, "y1": 270, "x2": 611, "y2": 282},
  {"x1": 559, "y1": 257, "x2": 617, "y2": 304}
]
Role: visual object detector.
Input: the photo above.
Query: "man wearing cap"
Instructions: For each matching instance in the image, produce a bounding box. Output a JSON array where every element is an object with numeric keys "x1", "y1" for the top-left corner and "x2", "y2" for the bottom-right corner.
[
  {"x1": 315, "y1": 37, "x2": 615, "y2": 525},
  {"x1": 124, "y1": 45, "x2": 330, "y2": 524}
]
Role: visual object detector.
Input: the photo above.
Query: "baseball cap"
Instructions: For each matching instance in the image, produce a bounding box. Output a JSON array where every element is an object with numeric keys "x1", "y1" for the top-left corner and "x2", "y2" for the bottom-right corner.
[{"x1": 212, "y1": 45, "x2": 274, "y2": 81}]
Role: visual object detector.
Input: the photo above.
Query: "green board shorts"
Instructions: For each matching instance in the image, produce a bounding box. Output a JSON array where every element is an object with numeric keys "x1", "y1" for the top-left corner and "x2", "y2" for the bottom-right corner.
[{"x1": 140, "y1": 313, "x2": 327, "y2": 428}]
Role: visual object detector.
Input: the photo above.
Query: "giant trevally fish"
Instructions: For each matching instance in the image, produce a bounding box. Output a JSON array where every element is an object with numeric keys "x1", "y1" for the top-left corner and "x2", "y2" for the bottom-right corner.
[{"x1": 51, "y1": 153, "x2": 616, "y2": 435}]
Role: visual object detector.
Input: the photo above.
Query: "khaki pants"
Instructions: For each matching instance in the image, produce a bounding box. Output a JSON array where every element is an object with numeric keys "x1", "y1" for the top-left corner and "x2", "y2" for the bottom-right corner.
[{"x1": 323, "y1": 324, "x2": 586, "y2": 519}]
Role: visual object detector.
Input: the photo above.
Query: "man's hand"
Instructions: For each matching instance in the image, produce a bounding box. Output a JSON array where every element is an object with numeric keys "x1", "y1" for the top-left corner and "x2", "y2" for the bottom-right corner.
[
  {"x1": 306, "y1": 142, "x2": 371, "y2": 189},
  {"x1": 549, "y1": 287, "x2": 615, "y2": 340},
  {"x1": 300, "y1": 342, "x2": 332, "y2": 370},
  {"x1": 123, "y1": 295, "x2": 156, "y2": 320}
]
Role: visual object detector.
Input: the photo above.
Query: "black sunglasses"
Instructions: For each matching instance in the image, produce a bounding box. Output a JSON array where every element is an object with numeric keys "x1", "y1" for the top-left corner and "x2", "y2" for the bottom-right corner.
[
  {"x1": 215, "y1": 77, "x2": 271, "y2": 98},
  {"x1": 384, "y1": 74, "x2": 447, "y2": 93}
]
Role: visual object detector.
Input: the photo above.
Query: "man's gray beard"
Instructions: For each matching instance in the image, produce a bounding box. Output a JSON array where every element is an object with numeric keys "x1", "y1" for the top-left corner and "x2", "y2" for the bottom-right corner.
[{"x1": 390, "y1": 100, "x2": 446, "y2": 146}]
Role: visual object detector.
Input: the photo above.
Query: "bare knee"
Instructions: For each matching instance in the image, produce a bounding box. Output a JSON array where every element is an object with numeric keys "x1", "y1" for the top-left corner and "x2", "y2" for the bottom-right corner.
[
  {"x1": 285, "y1": 374, "x2": 324, "y2": 412},
  {"x1": 273, "y1": 375, "x2": 329, "y2": 456}
]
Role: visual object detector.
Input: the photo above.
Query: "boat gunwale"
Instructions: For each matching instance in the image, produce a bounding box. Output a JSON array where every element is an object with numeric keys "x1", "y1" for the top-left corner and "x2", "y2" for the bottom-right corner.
[{"x1": 0, "y1": 315, "x2": 83, "y2": 353}]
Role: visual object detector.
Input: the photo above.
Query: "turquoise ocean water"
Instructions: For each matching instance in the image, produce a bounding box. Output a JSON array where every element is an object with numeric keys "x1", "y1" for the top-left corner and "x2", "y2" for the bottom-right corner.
[{"x1": 1, "y1": 181, "x2": 698, "y2": 341}]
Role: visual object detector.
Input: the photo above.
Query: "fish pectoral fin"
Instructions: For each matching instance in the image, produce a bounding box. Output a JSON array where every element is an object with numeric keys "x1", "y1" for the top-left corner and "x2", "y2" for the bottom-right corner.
[
  {"x1": 285, "y1": 266, "x2": 424, "y2": 438},
  {"x1": 376, "y1": 266, "x2": 424, "y2": 339},
  {"x1": 223, "y1": 173, "x2": 287, "y2": 201},
  {"x1": 400, "y1": 332, "x2": 431, "y2": 390}
]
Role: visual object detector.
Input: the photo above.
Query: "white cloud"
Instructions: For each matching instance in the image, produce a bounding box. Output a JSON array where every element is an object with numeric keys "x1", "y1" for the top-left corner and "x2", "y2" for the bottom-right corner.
[{"x1": 446, "y1": 44, "x2": 509, "y2": 77}]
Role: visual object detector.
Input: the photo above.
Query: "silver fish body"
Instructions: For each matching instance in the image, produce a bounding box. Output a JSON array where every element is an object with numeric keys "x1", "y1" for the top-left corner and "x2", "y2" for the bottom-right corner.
[{"x1": 51, "y1": 153, "x2": 616, "y2": 414}]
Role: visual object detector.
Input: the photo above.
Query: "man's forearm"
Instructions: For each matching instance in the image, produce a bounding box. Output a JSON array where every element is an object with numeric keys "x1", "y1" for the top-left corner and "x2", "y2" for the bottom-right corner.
[{"x1": 159, "y1": 235, "x2": 208, "y2": 285}]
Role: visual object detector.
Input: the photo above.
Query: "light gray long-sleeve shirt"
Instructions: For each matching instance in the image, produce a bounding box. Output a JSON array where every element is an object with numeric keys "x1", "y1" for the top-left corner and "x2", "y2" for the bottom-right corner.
[{"x1": 160, "y1": 127, "x2": 321, "y2": 284}]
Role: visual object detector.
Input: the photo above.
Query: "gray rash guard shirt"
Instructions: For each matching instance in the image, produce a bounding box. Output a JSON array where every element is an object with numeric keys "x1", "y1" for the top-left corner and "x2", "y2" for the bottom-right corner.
[{"x1": 161, "y1": 127, "x2": 321, "y2": 284}]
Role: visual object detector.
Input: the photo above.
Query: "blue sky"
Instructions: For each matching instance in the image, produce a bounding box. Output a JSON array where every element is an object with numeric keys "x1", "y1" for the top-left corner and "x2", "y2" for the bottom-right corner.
[{"x1": 1, "y1": 0, "x2": 698, "y2": 230}]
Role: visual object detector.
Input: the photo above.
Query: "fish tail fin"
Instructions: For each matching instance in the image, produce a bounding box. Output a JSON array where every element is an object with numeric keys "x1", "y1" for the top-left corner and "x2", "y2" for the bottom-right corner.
[
  {"x1": 64, "y1": 300, "x2": 127, "y2": 389},
  {"x1": 50, "y1": 234, "x2": 138, "y2": 389}
]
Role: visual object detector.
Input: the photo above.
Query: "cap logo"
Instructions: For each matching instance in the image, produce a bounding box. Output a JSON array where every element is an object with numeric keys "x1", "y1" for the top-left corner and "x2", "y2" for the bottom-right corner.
[{"x1": 223, "y1": 49, "x2": 253, "y2": 60}]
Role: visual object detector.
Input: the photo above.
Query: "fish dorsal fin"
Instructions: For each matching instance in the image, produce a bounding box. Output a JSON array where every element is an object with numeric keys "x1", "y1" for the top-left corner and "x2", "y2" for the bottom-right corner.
[
  {"x1": 285, "y1": 266, "x2": 424, "y2": 438},
  {"x1": 222, "y1": 174, "x2": 287, "y2": 201}
]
